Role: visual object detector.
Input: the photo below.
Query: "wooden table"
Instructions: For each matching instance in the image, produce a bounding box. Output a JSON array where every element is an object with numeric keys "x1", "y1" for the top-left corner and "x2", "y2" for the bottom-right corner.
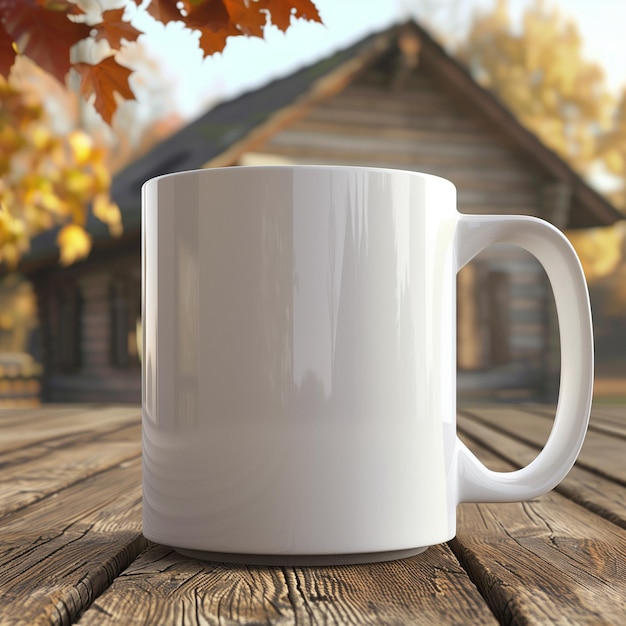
[{"x1": 1, "y1": 404, "x2": 624, "y2": 625}]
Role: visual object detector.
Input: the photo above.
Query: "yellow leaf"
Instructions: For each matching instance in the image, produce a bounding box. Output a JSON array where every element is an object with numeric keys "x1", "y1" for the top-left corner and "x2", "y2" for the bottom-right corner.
[
  {"x1": 39, "y1": 190, "x2": 65, "y2": 213},
  {"x1": 568, "y1": 225, "x2": 624, "y2": 280},
  {"x1": 67, "y1": 130, "x2": 94, "y2": 165},
  {"x1": 92, "y1": 161, "x2": 111, "y2": 190},
  {"x1": 65, "y1": 169, "x2": 94, "y2": 195},
  {"x1": 93, "y1": 193, "x2": 123, "y2": 236},
  {"x1": 603, "y1": 149, "x2": 624, "y2": 175},
  {"x1": 56, "y1": 223, "x2": 92, "y2": 266},
  {"x1": 1, "y1": 243, "x2": 19, "y2": 268},
  {"x1": 30, "y1": 125, "x2": 52, "y2": 150}
]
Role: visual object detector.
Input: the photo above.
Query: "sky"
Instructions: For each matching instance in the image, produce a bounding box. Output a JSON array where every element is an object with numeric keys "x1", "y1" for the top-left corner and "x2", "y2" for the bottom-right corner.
[{"x1": 124, "y1": 0, "x2": 626, "y2": 124}]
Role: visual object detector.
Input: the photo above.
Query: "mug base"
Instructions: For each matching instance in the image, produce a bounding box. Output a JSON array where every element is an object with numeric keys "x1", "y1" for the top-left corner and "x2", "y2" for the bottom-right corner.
[{"x1": 175, "y1": 546, "x2": 429, "y2": 566}]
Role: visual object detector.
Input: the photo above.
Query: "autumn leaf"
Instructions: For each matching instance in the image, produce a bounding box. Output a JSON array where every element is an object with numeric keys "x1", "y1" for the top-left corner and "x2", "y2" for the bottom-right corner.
[
  {"x1": 74, "y1": 55, "x2": 135, "y2": 124},
  {"x1": 146, "y1": 0, "x2": 185, "y2": 25},
  {"x1": 36, "y1": 0, "x2": 84, "y2": 16},
  {"x1": 0, "y1": 25, "x2": 17, "y2": 76},
  {"x1": 67, "y1": 129, "x2": 93, "y2": 165},
  {"x1": 180, "y1": 0, "x2": 240, "y2": 54},
  {"x1": 93, "y1": 8, "x2": 142, "y2": 50},
  {"x1": 1, "y1": 0, "x2": 321, "y2": 126},
  {"x1": 56, "y1": 222, "x2": 92, "y2": 266},
  {"x1": 1, "y1": 0, "x2": 323, "y2": 268},
  {"x1": 219, "y1": 0, "x2": 265, "y2": 37},
  {"x1": 186, "y1": 0, "x2": 231, "y2": 29},
  {"x1": 93, "y1": 192, "x2": 122, "y2": 236},
  {"x1": 147, "y1": 0, "x2": 322, "y2": 56},
  {"x1": 1, "y1": 0, "x2": 92, "y2": 83},
  {"x1": 258, "y1": 0, "x2": 321, "y2": 32},
  {"x1": 568, "y1": 225, "x2": 624, "y2": 280}
]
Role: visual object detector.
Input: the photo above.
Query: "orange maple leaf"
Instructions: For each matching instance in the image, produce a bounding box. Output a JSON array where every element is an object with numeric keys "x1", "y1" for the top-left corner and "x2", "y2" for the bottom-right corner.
[
  {"x1": 1, "y1": 0, "x2": 92, "y2": 83},
  {"x1": 146, "y1": 0, "x2": 185, "y2": 25},
  {"x1": 74, "y1": 56, "x2": 135, "y2": 125},
  {"x1": 221, "y1": 0, "x2": 266, "y2": 38},
  {"x1": 185, "y1": 0, "x2": 241, "y2": 55},
  {"x1": 258, "y1": 0, "x2": 322, "y2": 32},
  {"x1": 93, "y1": 8, "x2": 143, "y2": 50},
  {"x1": 36, "y1": 0, "x2": 84, "y2": 16},
  {"x1": 0, "y1": 25, "x2": 17, "y2": 77},
  {"x1": 147, "y1": 0, "x2": 322, "y2": 57},
  {"x1": 184, "y1": 0, "x2": 231, "y2": 30}
]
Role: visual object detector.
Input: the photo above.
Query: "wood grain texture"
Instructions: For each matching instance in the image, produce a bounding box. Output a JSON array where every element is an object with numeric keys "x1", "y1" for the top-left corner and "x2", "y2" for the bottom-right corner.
[
  {"x1": 450, "y1": 438, "x2": 626, "y2": 625},
  {"x1": 458, "y1": 410, "x2": 626, "y2": 529},
  {"x1": 2, "y1": 405, "x2": 624, "y2": 625},
  {"x1": 0, "y1": 459, "x2": 145, "y2": 625},
  {"x1": 0, "y1": 407, "x2": 144, "y2": 625},
  {"x1": 78, "y1": 543, "x2": 497, "y2": 626},
  {"x1": 459, "y1": 406, "x2": 626, "y2": 486},
  {"x1": 0, "y1": 422, "x2": 140, "y2": 520},
  {"x1": 587, "y1": 406, "x2": 626, "y2": 427},
  {"x1": 532, "y1": 404, "x2": 626, "y2": 438},
  {"x1": 0, "y1": 406, "x2": 139, "y2": 454}
]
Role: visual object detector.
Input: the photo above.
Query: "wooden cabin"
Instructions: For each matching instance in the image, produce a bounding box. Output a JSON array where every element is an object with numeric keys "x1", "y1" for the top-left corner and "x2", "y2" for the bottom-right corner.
[{"x1": 18, "y1": 21, "x2": 621, "y2": 403}]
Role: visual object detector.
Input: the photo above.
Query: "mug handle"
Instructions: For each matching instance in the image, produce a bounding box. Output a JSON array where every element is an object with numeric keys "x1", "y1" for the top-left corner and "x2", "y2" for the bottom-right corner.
[{"x1": 455, "y1": 214, "x2": 593, "y2": 502}]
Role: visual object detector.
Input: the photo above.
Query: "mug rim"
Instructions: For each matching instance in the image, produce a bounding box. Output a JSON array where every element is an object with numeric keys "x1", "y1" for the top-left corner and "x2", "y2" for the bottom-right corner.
[{"x1": 142, "y1": 164, "x2": 456, "y2": 191}]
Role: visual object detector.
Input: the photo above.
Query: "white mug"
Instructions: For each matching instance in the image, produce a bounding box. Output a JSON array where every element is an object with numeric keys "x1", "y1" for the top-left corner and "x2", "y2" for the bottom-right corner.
[{"x1": 141, "y1": 166, "x2": 593, "y2": 565}]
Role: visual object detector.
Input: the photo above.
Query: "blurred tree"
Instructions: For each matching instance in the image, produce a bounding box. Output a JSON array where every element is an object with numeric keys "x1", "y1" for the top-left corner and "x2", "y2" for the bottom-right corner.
[
  {"x1": 0, "y1": 66, "x2": 120, "y2": 267},
  {"x1": 597, "y1": 87, "x2": 626, "y2": 210},
  {"x1": 457, "y1": 0, "x2": 625, "y2": 287},
  {"x1": 0, "y1": 0, "x2": 321, "y2": 267},
  {"x1": 457, "y1": 0, "x2": 613, "y2": 173}
]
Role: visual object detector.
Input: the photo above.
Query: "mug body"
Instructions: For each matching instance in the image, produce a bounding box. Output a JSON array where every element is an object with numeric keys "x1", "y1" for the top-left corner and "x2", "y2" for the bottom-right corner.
[{"x1": 142, "y1": 166, "x2": 460, "y2": 563}]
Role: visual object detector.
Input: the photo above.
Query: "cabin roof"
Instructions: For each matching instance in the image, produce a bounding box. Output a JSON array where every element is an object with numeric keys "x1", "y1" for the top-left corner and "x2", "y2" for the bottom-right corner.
[{"x1": 17, "y1": 21, "x2": 623, "y2": 273}]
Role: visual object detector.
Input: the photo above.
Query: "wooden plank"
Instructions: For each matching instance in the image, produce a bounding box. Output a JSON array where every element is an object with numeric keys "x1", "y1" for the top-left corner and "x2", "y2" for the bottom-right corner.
[
  {"x1": 588, "y1": 406, "x2": 626, "y2": 424},
  {"x1": 0, "y1": 422, "x2": 140, "y2": 519},
  {"x1": 460, "y1": 406, "x2": 626, "y2": 485},
  {"x1": 284, "y1": 118, "x2": 514, "y2": 149},
  {"x1": 458, "y1": 411, "x2": 626, "y2": 529},
  {"x1": 319, "y1": 87, "x2": 461, "y2": 113},
  {"x1": 0, "y1": 406, "x2": 139, "y2": 453},
  {"x1": 268, "y1": 130, "x2": 516, "y2": 160},
  {"x1": 531, "y1": 404, "x2": 626, "y2": 438},
  {"x1": 0, "y1": 454, "x2": 145, "y2": 625},
  {"x1": 306, "y1": 106, "x2": 485, "y2": 132},
  {"x1": 451, "y1": 434, "x2": 626, "y2": 624},
  {"x1": 256, "y1": 144, "x2": 532, "y2": 170},
  {"x1": 78, "y1": 543, "x2": 497, "y2": 626},
  {"x1": 0, "y1": 405, "x2": 89, "y2": 431}
]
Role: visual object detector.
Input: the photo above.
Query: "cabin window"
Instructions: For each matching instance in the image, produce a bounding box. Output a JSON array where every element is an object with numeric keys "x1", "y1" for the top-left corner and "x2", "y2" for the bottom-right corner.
[
  {"x1": 56, "y1": 284, "x2": 81, "y2": 373},
  {"x1": 110, "y1": 274, "x2": 141, "y2": 368}
]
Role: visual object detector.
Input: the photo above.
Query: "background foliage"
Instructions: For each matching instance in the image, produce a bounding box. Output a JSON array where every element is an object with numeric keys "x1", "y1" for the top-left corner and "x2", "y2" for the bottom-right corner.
[{"x1": 0, "y1": 0, "x2": 321, "y2": 266}]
